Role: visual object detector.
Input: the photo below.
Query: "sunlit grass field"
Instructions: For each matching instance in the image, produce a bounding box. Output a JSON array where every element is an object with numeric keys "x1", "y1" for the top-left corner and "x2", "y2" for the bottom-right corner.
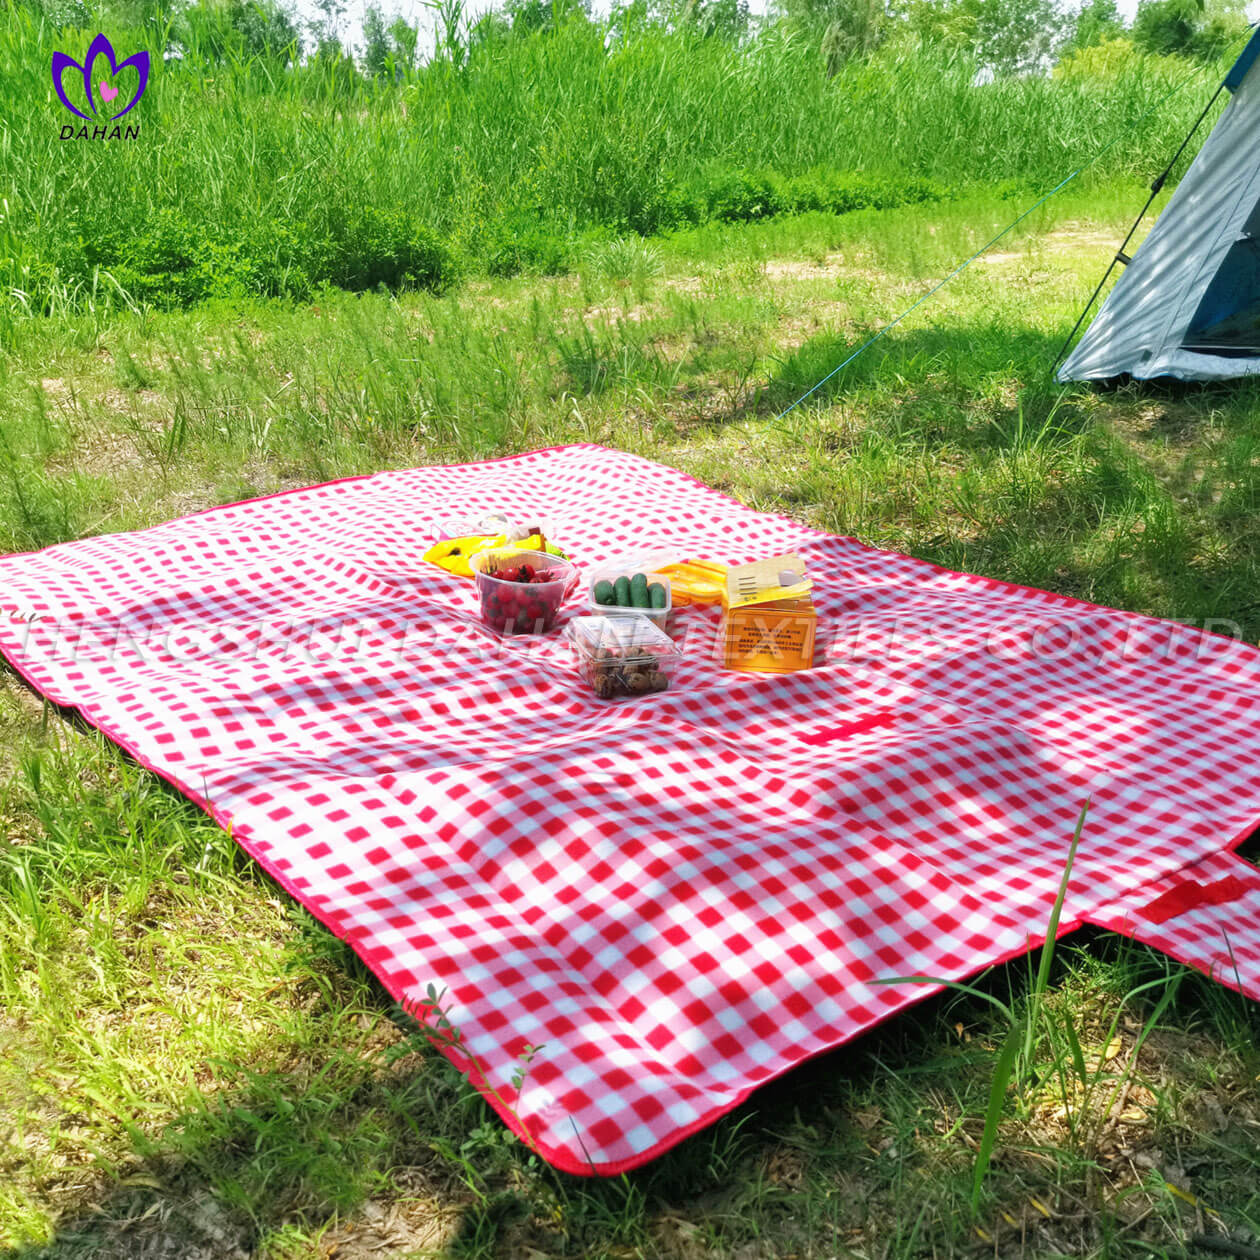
[
  {"x1": 2, "y1": 182, "x2": 1259, "y2": 1259},
  {"x1": 3, "y1": 5, "x2": 1241, "y2": 327}
]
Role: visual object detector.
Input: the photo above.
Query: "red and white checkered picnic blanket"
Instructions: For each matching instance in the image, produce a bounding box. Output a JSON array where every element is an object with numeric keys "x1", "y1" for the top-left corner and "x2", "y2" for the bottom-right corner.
[{"x1": 1, "y1": 445, "x2": 1258, "y2": 1174}]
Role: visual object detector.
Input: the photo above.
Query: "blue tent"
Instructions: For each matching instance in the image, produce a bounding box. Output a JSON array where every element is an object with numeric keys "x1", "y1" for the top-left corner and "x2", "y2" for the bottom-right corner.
[{"x1": 1060, "y1": 28, "x2": 1260, "y2": 382}]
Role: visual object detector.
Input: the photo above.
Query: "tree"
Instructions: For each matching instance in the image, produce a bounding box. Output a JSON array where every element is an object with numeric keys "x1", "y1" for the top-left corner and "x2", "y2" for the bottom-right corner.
[
  {"x1": 1062, "y1": 0, "x2": 1125, "y2": 55},
  {"x1": 24, "y1": 0, "x2": 95, "y2": 26},
  {"x1": 468, "y1": 6, "x2": 513, "y2": 49},
  {"x1": 777, "y1": 0, "x2": 888, "y2": 73},
  {"x1": 178, "y1": 0, "x2": 302, "y2": 63},
  {"x1": 361, "y1": 6, "x2": 420, "y2": 76},
  {"x1": 307, "y1": 0, "x2": 349, "y2": 61},
  {"x1": 1131, "y1": 0, "x2": 1249, "y2": 60},
  {"x1": 388, "y1": 15, "x2": 419, "y2": 69},
  {"x1": 680, "y1": 0, "x2": 751, "y2": 41},
  {"x1": 1133, "y1": 0, "x2": 1201, "y2": 55},
  {"x1": 362, "y1": 3, "x2": 390, "y2": 73},
  {"x1": 900, "y1": 0, "x2": 1062, "y2": 75},
  {"x1": 976, "y1": 0, "x2": 1062, "y2": 72},
  {"x1": 504, "y1": 0, "x2": 591, "y2": 36}
]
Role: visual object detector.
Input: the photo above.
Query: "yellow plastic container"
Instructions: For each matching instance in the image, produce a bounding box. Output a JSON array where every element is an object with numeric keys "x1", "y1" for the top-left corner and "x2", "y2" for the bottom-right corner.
[{"x1": 658, "y1": 559, "x2": 727, "y2": 606}]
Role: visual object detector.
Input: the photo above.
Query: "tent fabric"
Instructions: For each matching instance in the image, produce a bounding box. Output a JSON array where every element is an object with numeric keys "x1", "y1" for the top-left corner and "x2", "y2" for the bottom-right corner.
[
  {"x1": 1059, "y1": 36, "x2": 1260, "y2": 382},
  {"x1": 1, "y1": 444, "x2": 1258, "y2": 1175},
  {"x1": 1224, "y1": 26, "x2": 1260, "y2": 92},
  {"x1": 1182, "y1": 197, "x2": 1260, "y2": 355}
]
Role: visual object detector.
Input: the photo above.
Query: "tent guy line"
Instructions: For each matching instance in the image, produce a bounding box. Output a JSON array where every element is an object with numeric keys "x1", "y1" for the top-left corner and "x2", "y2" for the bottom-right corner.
[{"x1": 772, "y1": 23, "x2": 1260, "y2": 423}]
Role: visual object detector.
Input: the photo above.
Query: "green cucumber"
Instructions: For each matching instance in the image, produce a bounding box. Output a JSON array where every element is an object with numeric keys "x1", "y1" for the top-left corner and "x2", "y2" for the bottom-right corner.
[
  {"x1": 649, "y1": 581, "x2": 668, "y2": 609},
  {"x1": 613, "y1": 575, "x2": 632, "y2": 607},
  {"x1": 630, "y1": 572, "x2": 650, "y2": 608},
  {"x1": 593, "y1": 579, "x2": 615, "y2": 606}
]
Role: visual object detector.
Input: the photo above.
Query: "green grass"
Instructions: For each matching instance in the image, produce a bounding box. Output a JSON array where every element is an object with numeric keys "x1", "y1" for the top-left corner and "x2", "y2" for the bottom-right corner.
[
  {"x1": 3, "y1": 6, "x2": 1245, "y2": 325},
  {"x1": 2, "y1": 185, "x2": 1260, "y2": 1258}
]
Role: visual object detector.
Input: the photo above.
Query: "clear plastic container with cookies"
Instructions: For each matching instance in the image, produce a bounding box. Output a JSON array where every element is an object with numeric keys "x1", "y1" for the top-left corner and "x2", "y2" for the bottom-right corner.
[{"x1": 567, "y1": 614, "x2": 682, "y2": 700}]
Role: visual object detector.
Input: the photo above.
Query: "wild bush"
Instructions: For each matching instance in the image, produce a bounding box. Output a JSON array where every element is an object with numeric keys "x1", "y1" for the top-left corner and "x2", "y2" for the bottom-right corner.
[{"x1": 2, "y1": 6, "x2": 1240, "y2": 319}]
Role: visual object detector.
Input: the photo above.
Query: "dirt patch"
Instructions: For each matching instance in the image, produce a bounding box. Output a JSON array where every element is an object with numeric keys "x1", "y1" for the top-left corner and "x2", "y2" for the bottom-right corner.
[
  {"x1": 979, "y1": 223, "x2": 1140, "y2": 267},
  {"x1": 764, "y1": 256, "x2": 841, "y2": 281},
  {"x1": 1108, "y1": 398, "x2": 1205, "y2": 443},
  {"x1": 763, "y1": 253, "x2": 891, "y2": 287},
  {"x1": 57, "y1": 424, "x2": 151, "y2": 482},
  {"x1": 319, "y1": 1193, "x2": 461, "y2": 1258},
  {"x1": 581, "y1": 302, "x2": 652, "y2": 324}
]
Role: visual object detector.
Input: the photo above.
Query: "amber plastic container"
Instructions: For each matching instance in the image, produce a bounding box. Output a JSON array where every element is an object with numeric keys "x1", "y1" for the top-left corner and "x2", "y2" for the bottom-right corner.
[{"x1": 719, "y1": 596, "x2": 817, "y2": 673}]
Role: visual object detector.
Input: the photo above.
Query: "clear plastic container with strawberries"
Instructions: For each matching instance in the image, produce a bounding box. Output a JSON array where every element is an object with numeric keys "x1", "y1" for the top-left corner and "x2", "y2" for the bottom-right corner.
[{"x1": 471, "y1": 548, "x2": 576, "y2": 634}]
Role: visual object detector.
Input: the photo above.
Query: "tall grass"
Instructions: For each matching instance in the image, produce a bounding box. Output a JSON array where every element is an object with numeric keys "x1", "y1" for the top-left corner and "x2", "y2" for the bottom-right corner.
[{"x1": 1, "y1": 5, "x2": 1235, "y2": 326}]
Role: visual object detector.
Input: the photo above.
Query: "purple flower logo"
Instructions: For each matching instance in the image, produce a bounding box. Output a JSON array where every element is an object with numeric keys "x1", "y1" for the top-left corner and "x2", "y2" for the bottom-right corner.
[{"x1": 52, "y1": 34, "x2": 149, "y2": 122}]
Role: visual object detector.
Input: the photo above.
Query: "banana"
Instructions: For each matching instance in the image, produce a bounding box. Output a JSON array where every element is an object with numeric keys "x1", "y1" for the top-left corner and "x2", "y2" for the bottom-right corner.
[{"x1": 424, "y1": 532, "x2": 568, "y2": 579}]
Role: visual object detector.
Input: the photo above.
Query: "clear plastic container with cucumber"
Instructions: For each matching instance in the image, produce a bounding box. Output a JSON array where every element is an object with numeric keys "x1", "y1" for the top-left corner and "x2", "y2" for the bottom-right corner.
[{"x1": 585, "y1": 563, "x2": 672, "y2": 629}]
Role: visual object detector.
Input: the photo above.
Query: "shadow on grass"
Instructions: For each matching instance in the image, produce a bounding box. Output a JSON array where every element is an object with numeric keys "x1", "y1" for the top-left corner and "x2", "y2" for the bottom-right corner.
[
  {"x1": 763, "y1": 323, "x2": 1074, "y2": 419},
  {"x1": 732, "y1": 323, "x2": 1260, "y2": 639},
  {"x1": 2, "y1": 1070, "x2": 474, "y2": 1259},
  {"x1": 7, "y1": 831, "x2": 1259, "y2": 1260},
  {"x1": 909, "y1": 501, "x2": 1260, "y2": 639},
  {"x1": 1089, "y1": 373, "x2": 1260, "y2": 403},
  {"x1": 761, "y1": 323, "x2": 1260, "y2": 441},
  {"x1": 639, "y1": 322, "x2": 1092, "y2": 445}
]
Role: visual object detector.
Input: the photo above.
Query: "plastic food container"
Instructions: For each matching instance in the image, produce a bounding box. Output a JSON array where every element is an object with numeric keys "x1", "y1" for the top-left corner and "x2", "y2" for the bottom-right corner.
[
  {"x1": 584, "y1": 564, "x2": 673, "y2": 630},
  {"x1": 719, "y1": 598, "x2": 817, "y2": 672},
  {"x1": 567, "y1": 615, "x2": 682, "y2": 700},
  {"x1": 471, "y1": 548, "x2": 575, "y2": 635},
  {"x1": 658, "y1": 559, "x2": 727, "y2": 606},
  {"x1": 717, "y1": 552, "x2": 816, "y2": 672}
]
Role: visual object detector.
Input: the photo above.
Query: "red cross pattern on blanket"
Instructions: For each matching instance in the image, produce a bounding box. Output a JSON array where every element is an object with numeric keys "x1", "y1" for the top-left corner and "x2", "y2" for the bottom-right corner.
[{"x1": 1, "y1": 445, "x2": 1257, "y2": 1174}]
